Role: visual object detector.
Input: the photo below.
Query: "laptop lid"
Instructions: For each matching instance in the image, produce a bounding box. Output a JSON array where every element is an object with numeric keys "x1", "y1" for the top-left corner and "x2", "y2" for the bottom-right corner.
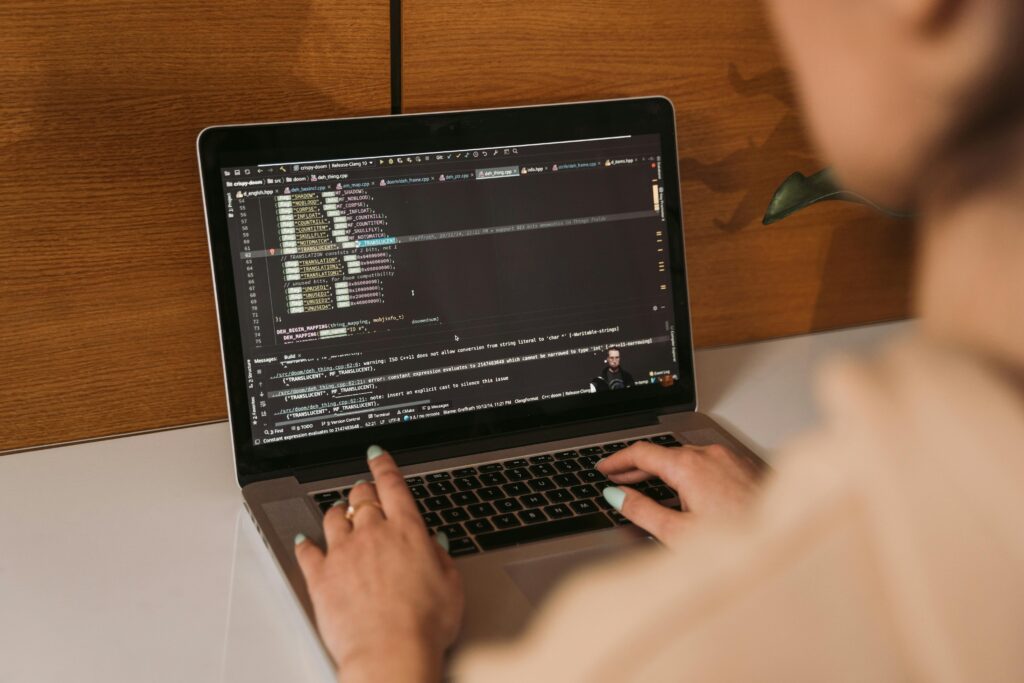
[{"x1": 197, "y1": 96, "x2": 695, "y2": 486}]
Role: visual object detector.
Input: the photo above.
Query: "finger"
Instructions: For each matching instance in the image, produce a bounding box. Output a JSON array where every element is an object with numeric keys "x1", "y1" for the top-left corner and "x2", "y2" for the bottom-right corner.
[
  {"x1": 603, "y1": 468, "x2": 654, "y2": 485},
  {"x1": 431, "y1": 531, "x2": 453, "y2": 564},
  {"x1": 598, "y1": 442, "x2": 697, "y2": 490},
  {"x1": 366, "y1": 445, "x2": 422, "y2": 525},
  {"x1": 293, "y1": 533, "x2": 325, "y2": 584},
  {"x1": 346, "y1": 478, "x2": 385, "y2": 527},
  {"x1": 603, "y1": 485, "x2": 689, "y2": 544},
  {"x1": 321, "y1": 499, "x2": 352, "y2": 549}
]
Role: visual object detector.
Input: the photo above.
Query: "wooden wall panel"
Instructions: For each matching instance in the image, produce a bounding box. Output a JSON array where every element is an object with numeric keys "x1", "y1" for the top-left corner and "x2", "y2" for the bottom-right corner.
[
  {"x1": 0, "y1": 1, "x2": 391, "y2": 453},
  {"x1": 402, "y1": 0, "x2": 914, "y2": 348}
]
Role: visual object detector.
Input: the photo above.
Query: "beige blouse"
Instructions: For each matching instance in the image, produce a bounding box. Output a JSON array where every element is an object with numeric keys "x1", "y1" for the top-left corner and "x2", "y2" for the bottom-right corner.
[{"x1": 454, "y1": 334, "x2": 1024, "y2": 681}]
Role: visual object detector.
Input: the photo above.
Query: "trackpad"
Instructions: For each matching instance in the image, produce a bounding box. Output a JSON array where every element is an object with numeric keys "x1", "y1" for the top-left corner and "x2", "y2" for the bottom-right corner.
[{"x1": 503, "y1": 544, "x2": 632, "y2": 606}]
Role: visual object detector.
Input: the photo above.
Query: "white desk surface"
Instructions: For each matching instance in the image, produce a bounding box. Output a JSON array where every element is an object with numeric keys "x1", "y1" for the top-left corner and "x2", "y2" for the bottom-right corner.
[{"x1": 0, "y1": 320, "x2": 909, "y2": 683}]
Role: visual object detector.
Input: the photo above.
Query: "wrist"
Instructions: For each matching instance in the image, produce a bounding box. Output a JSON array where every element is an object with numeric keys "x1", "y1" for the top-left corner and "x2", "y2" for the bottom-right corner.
[{"x1": 337, "y1": 639, "x2": 444, "y2": 683}]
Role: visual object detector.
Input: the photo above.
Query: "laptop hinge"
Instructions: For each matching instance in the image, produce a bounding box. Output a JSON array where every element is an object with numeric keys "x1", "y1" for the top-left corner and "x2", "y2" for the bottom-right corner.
[{"x1": 292, "y1": 411, "x2": 659, "y2": 484}]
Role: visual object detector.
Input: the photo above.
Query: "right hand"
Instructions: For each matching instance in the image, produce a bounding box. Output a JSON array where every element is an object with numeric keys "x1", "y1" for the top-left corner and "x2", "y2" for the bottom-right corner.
[{"x1": 596, "y1": 442, "x2": 760, "y2": 547}]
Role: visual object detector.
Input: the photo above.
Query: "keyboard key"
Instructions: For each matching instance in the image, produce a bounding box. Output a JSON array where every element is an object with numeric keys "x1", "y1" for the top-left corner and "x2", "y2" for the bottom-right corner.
[
  {"x1": 475, "y1": 513, "x2": 613, "y2": 551},
  {"x1": 607, "y1": 510, "x2": 632, "y2": 525},
  {"x1": 595, "y1": 496, "x2": 612, "y2": 510},
  {"x1": 451, "y1": 491, "x2": 479, "y2": 506},
  {"x1": 521, "y1": 493, "x2": 547, "y2": 508},
  {"x1": 409, "y1": 485, "x2": 429, "y2": 499},
  {"x1": 649, "y1": 486, "x2": 675, "y2": 501},
  {"x1": 494, "y1": 497, "x2": 523, "y2": 513},
  {"x1": 528, "y1": 477, "x2": 555, "y2": 492},
  {"x1": 603, "y1": 442, "x2": 627, "y2": 452},
  {"x1": 426, "y1": 472, "x2": 451, "y2": 481},
  {"x1": 570, "y1": 499, "x2": 599, "y2": 515},
  {"x1": 505, "y1": 468, "x2": 529, "y2": 482},
  {"x1": 528, "y1": 454, "x2": 553, "y2": 464},
  {"x1": 480, "y1": 472, "x2": 507, "y2": 486},
  {"x1": 553, "y1": 450, "x2": 579, "y2": 460},
  {"x1": 570, "y1": 484, "x2": 599, "y2": 499},
  {"x1": 554, "y1": 459, "x2": 581, "y2": 472},
  {"x1": 441, "y1": 508, "x2": 470, "y2": 523},
  {"x1": 465, "y1": 518, "x2": 495, "y2": 535},
  {"x1": 424, "y1": 495, "x2": 452, "y2": 511},
  {"x1": 468, "y1": 502, "x2": 496, "y2": 518},
  {"x1": 454, "y1": 476, "x2": 482, "y2": 491},
  {"x1": 635, "y1": 480, "x2": 654, "y2": 491},
  {"x1": 319, "y1": 501, "x2": 334, "y2": 514},
  {"x1": 416, "y1": 500, "x2": 426, "y2": 514},
  {"x1": 477, "y1": 486, "x2": 503, "y2": 501},
  {"x1": 546, "y1": 488, "x2": 572, "y2": 503},
  {"x1": 578, "y1": 454, "x2": 601, "y2": 466},
  {"x1": 529, "y1": 463, "x2": 556, "y2": 477},
  {"x1": 478, "y1": 463, "x2": 503, "y2": 473},
  {"x1": 502, "y1": 482, "x2": 529, "y2": 497},
  {"x1": 580, "y1": 446, "x2": 604, "y2": 456},
  {"x1": 422, "y1": 512, "x2": 441, "y2": 527},
  {"x1": 453, "y1": 467, "x2": 477, "y2": 477},
  {"x1": 578, "y1": 469, "x2": 604, "y2": 484},
  {"x1": 428, "y1": 480, "x2": 455, "y2": 495},
  {"x1": 404, "y1": 476, "x2": 424, "y2": 486},
  {"x1": 492, "y1": 513, "x2": 521, "y2": 529},
  {"x1": 504, "y1": 459, "x2": 528, "y2": 469},
  {"x1": 651, "y1": 434, "x2": 677, "y2": 444},
  {"x1": 626, "y1": 438, "x2": 650, "y2": 445},
  {"x1": 661, "y1": 440, "x2": 683, "y2": 447},
  {"x1": 518, "y1": 508, "x2": 548, "y2": 525},
  {"x1": 448, "y1": 537, "x2": 479, "y2": 556},
  {"x1": 314, "y1": 490, "x2": 340, "y2": 503},
  {"x1": 544, "y1": 504, "x2": 573, "y2": 519},
  {"x1": 438, "y1": 523, "x2": 467, "y2": 539},
  {"x1": 553, "y1": 473, "x2": 580, "y2": 487}
]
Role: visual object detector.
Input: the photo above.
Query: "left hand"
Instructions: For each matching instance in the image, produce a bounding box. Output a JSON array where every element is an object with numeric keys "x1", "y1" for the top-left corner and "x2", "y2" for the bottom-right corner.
[{"x1": 294, "y1": 447, "x2": 464, "y2": 683}]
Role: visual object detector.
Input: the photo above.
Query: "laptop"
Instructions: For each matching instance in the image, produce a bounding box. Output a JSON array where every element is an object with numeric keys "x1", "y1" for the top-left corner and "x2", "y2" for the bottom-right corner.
[{"x1": 196, "y1": 96, "x2": 765, "y2": 653}]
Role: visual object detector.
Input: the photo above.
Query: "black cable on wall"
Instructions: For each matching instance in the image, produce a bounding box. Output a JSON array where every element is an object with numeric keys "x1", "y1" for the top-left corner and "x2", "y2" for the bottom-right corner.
[{"x1": 390, "y1": 0, "x2": 402, "y2": 114}]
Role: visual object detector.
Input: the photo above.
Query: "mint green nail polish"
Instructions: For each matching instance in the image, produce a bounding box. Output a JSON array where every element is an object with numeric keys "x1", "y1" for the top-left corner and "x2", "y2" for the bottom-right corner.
[
  {"x1": 367, "y1": 444, "x2": 385, "y2": 460},
  {"x1": 434, "y1": 531, "x2": 449, "y2": 553},
  {"x1": 294, "y1": 533, "x2": 307, "y2": 545},
  {"x1": 603, "y1": 486, "x2": 626, "y2": 511}
]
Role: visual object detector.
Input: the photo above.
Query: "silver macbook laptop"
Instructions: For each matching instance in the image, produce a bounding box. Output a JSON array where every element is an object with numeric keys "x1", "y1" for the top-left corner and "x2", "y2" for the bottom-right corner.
[{"x1": 196, "y1": 96, "x2": 764, "y2": 655}]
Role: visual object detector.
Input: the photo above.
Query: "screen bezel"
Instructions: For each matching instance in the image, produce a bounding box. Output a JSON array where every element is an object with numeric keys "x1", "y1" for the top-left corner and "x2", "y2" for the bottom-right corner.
[{"x1": 197, "y1": 96, "x2": 696, "y2": 485}]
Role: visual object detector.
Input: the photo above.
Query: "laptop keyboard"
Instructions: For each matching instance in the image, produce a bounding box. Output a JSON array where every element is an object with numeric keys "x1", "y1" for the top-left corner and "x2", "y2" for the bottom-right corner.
[{"x1": 311, "y1": 433, "x2": 683, "y2": 556}]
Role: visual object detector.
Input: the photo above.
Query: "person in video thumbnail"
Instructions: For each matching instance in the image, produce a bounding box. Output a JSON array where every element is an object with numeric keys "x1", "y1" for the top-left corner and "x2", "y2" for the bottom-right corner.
[{"x1": 590, "y1": 347, "x2": 635, "y2": 392}]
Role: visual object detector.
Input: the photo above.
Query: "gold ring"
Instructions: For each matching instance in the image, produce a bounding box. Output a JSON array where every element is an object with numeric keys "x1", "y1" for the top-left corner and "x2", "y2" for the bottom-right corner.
[{"x1": 345, "y1": 500, "x2": 384, "y2": 521}]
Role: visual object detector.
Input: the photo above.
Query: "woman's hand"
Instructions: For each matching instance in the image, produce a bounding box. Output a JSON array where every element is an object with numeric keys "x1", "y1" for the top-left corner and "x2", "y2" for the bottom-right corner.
[
  {"x1": 596, "y1": 441, "x2": 761, "y2": 547},
  {"x1": 294, "y1": 446, "x2": 463, "y2": 683}
]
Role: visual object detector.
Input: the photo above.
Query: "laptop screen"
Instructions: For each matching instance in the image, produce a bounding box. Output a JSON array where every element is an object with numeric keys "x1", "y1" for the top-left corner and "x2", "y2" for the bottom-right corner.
[
  {"x1": 219, "y1": 133, "x2": 679, "y2": 447},
  {"x1": 199, "y1": 97, "x2": 695, "y2": 482}
]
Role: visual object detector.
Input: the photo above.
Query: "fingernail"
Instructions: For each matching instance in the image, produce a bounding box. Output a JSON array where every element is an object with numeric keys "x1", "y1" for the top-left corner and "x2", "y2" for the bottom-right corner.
[
  {"x1": 294, "y1": 533, "x2": 307, "y2": 545},
  {"x1": 353, "y1": 479, "x2": 367, "y2": 486},
  {"x1": 434, "y1": 531, "x2": 449, "y2": 553},
  {"x1": 367, "y1": 445, "x2": 385, "y2": 460},
  {"x1": 603, "y1": 486, "x2": 626, "y2": 511}
]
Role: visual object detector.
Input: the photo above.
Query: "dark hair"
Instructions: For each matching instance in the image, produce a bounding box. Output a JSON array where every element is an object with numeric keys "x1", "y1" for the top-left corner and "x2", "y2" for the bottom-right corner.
[{"x1": 606, "y1": 347, "x2": 621, "y2": 356}]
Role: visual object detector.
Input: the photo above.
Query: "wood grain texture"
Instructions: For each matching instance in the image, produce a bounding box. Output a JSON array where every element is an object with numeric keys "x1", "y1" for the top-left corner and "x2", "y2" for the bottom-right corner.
[
  {"x1": 0, "y1": 0, "x2": 390, "y2": 452},
  {"x1": 402, "y1": 0, "x2": 914, "y2": 348}
]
